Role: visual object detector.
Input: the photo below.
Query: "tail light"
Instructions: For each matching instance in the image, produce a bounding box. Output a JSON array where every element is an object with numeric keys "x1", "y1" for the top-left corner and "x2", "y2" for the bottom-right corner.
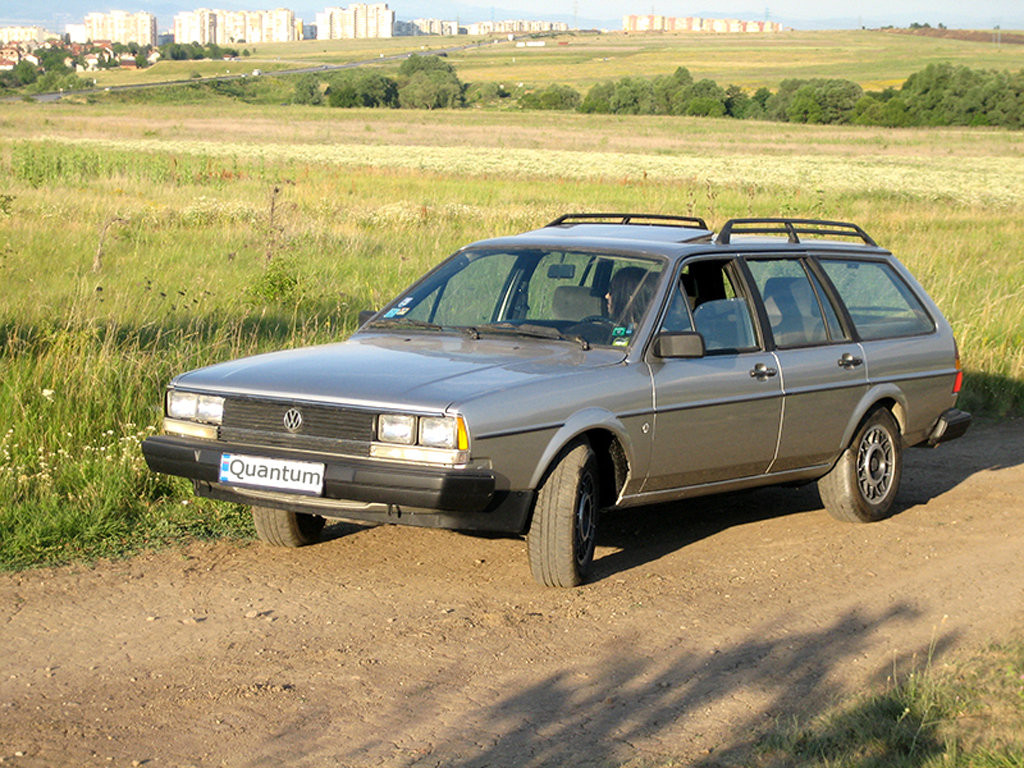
[{"x1": 952, "y1": 341, "x2": 963, "y2": 394}]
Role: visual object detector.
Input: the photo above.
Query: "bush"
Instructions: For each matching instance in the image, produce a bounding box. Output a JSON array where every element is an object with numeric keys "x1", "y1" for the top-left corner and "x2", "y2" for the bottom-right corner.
[
  {"x1": 398, "y1": 53, "x2": 456, "y2": 78},
  {"x1": 398, "y1": 69, "x2": 463, "y2": 109},
  {"x1": 292, "y1": 74, "x2": 322, "y2": 105},
  {"x1": 768, "y1": 78, "x2": 863, "y2": 124},
  {"x1": 580, "y1": 81, "x2": 615, "y2": 113},
  {"x1": 325, "y1": 70, "x2": 399, "y2": 108},
  {"x1": 518, "y1": 84, "x2": 580, "y2": 111},
  {"x1": 465, "y1": 81, "x2": 510, "y2": 106}
]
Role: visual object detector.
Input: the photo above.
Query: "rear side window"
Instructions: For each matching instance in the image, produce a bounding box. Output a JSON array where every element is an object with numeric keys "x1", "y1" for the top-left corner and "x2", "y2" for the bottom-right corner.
[
  {"x1": 746, "y1": 259, "x2": 830, "y2": 348},
  {"x1": 819, "y1": 259, "x2": 934, "y2": 340}
]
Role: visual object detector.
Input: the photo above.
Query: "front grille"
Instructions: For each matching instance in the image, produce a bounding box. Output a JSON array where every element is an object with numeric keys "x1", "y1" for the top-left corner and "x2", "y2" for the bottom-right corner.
[{"x1": 220, "y1": 397, "x2": 374, "y2": 456}]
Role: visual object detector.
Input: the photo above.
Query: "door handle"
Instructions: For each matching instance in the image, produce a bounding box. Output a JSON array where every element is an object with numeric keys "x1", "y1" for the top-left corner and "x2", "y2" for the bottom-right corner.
[
  {"x1": 838, "y1": 352, "x2": 863, "y2": 369},
  {"x1": 750, "y1": 362, "x2": 778, "y2": 379}
]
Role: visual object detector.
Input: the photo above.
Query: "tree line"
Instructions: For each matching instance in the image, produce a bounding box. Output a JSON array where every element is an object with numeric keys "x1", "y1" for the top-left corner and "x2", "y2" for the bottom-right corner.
[
  {"x1": 293, "y1": 54, "x2": 464, "y2": 109},
  {"x1": 301, "y1": 55, "x2": 1024, "y2": 130}
]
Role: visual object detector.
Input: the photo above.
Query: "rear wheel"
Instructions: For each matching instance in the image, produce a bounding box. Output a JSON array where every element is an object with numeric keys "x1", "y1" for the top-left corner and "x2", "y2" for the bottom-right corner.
[
  {"x1": 527, "y1": 440, "x2": 599, "y2": 588},
  {"x1": 252, "y1": 506, "x2": 325, "y2": 547},
  {"x1": 818, "y1": 408, "x2": 903, "y2": 523}
]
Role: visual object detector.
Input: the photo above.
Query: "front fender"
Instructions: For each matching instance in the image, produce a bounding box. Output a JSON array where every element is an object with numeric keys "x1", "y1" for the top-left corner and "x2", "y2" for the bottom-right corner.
[{"x1": 527, "y1": 407, "x2": 639, "y2": 491}]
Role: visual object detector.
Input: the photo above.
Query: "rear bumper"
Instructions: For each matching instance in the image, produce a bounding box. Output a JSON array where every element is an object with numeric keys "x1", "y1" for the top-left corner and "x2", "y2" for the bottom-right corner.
[
  {"x1": 142, "y1": 435, "x2": 530, "y2": 533},
  {"x1": 926, "y1": 408, "x2": 972, "y2": 446}
]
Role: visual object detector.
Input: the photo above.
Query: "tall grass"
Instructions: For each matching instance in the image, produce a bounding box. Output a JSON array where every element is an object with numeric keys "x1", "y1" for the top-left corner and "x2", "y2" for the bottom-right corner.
[
  {"x1": 1, "y1": 106, "x2": 1022, "y2": 568},
  {"x1": 754, "y1": 636, "x2": 1024, "y2": 767}
]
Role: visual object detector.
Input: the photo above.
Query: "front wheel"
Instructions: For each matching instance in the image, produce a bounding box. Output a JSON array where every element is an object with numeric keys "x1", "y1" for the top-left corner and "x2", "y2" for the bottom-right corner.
[
  {"x1": 252, "y1": 506, "x2": 325, "y2": 547},
  {"x1": 818, "y1": 408, "x2": 903, "y2": 523},
  {"x1": 527, "y1": 440, "x2": 600, "y2": 587}
]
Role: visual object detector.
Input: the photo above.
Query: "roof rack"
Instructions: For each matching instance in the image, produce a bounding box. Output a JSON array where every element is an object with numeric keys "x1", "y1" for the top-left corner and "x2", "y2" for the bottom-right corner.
[
  {"x1": 716, "y1": 218, "x2": 877, "y2": 247},
  {"x1": 547, "y1": 213, "x2": 709, "y2": 231}
]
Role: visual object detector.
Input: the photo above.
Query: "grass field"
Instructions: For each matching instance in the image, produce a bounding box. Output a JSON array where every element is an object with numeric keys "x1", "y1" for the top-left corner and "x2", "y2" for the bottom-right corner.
[
  {"x1": 85, "y1": 29, "x2": 1024, "y2": 92},
  {"x1": 451, "y1": 29, "x2": 1024, "y2": 91}
]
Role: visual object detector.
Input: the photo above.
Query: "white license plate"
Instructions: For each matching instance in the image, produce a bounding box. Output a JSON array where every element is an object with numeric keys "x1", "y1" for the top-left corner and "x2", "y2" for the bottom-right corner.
[{"x1": 219, "y1": 453, "x2": 325, "y2": 495}]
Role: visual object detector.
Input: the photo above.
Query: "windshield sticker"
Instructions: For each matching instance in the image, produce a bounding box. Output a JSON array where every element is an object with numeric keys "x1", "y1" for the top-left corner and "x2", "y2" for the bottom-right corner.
[
  {"x1": 612, "y1": 326, "x2": 630, "y2": 337},
  {"x1": 394, "y1": 307, "x2": 410, "y2": 316},
  {"x1": 397, "y1": 297, "x2": 413, "y2": 307},
  {"x1": 612, "y1": 337, "x2": 629, "y2": 347},
  {"x1": 383, "y1": 308, "x2": 400, "y2": 318}
]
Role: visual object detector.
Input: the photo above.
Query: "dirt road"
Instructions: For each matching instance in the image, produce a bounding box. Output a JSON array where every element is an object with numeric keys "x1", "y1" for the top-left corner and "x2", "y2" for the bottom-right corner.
[{"x1": 2, "y1": 419, "x2": 1022, "y2": 768}]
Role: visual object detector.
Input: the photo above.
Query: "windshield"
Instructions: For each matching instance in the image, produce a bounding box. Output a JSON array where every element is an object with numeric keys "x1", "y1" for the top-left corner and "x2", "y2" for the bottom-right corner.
[{"x1": 371, "y1": 248, "x2": 666, "y2": 348}]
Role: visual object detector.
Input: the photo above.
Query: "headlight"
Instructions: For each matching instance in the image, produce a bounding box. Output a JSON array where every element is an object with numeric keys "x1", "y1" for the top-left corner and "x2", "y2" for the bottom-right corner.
[
  {"x1": 418, "y1": 416, "x2": 457, "y2": 449},
  {"x1": 375, "y1": 414, "x2": 469, "y2": 452},
  {"x1": 166, "y1": 391, "x2": 224, "y2": 425},
  {"x1": 377, "y1": 413, "x2": 416, "y2": 444}
]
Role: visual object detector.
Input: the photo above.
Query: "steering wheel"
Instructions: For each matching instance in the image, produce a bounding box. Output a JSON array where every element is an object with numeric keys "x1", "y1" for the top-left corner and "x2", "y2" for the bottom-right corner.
[{"x1": 579, "y1": 315, "x2": 614, "y2": 325}]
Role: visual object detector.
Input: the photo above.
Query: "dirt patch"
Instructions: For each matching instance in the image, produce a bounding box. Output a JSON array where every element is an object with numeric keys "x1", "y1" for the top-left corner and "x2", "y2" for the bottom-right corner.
[{"x1": 1, "y1": 419, "x2": 1022, "y2": 767}]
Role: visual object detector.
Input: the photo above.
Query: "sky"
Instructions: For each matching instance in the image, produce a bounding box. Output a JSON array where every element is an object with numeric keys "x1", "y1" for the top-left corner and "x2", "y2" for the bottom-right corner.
[{"x1": 3, "y1": 0, "x2": 1022, "y2": 33}]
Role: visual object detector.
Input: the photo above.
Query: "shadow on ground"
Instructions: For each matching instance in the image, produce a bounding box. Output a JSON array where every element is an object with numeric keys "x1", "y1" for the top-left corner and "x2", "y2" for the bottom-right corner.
[
  {"x1": 591, "y1": 418, "x2": 1023, "y2": 584},
  {"x1": 308, "y1": 605, "x2": 960, "y2": 768}
]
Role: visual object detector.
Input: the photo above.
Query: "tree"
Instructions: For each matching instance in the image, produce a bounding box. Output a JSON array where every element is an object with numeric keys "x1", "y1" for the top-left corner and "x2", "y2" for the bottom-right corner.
[
  {"x1": 11, "y1": 60, "x2": 38, "y2": 86},
  {"x1": 580, "y1": 81, "x2": 615, "y2": 113},
  {"x1": 786, "y1": 84, "x2": 824, "y2": 123},
  {"x1": 608, "y1": 77, "x2": 655, "y2": 114},
  {"x1": 519, "y1": 84, "x2": 580, "y2": 110},
  {"x1": 398, "y1": 53, "x2": 456, "y2": 78},
  {"x1": 293, "y1": 74, "x2": 322, "y2": 105},
  {"x1": 399, "y1": 69, "x2": 463, "y2": 109},
  {"x1": 325, "y1": 70, "x2": 398, "y2": 108},
  {"x1": 395, "y1": 55, "x2": 462, "y2": 110}
]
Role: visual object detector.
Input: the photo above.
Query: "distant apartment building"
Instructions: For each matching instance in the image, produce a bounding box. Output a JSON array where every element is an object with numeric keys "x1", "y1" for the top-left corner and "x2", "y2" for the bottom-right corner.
[
  {"x1": 315, "y1": 4, "x2": 394, "y2": 40},
  {"x1": 173, "y1": 8, "x2": 216, "y2": 45},
  {"x1": 83, "y1": 10, "x2": 157, "y2": 46},
  {"x1": 464, "y1": 19, "x2": 569, "y2": 36},
  {"x1": 65, "y1": 23, "x2": 89, "y2": 44},
  {"x1": 173, "y1": 8, "x2": 300, "y2": 45},
  {"x1": 0, "y1": 25, "x2": 55, "y2": 44},
  {"x1": 622, "y1": 15, "x2": 782, "y2": 34},
  {"x1": 217, "y1": 9, "x2": 299, "y2": 43},
  {"x1": 407, "y1": 18, "x2": 459, "y2": 36}
]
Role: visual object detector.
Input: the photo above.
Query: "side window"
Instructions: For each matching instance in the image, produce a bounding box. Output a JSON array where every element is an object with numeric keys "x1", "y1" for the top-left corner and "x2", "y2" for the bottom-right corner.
[
  {"x1": 806, "y1": 266, "x2": 850, "y2": 342},
  {"x1": 746, "y1": 259, "x2": 830, "y2": 348},
  {"x1": 819, "y1": 259, "x2": 934, "y2": 340},
  {"x1": 659, "y1": 278, "x2": 694, "y2": 333},
  {"x1": 684, "y1": 260, "x2": 758, "y2": 353}
]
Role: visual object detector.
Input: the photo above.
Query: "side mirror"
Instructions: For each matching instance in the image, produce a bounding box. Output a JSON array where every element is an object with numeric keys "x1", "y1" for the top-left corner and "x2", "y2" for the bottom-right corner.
[
  {"x1": 358, "y1": 309, "x2": 377, "y2": 328},
  {"x1": 652, "y1": 331, "x2": 705, "y2": 359}
]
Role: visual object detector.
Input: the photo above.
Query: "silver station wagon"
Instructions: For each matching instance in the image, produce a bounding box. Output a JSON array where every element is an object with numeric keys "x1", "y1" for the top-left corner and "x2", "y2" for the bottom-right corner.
[{"x1": 142, "y1": 215, "x2": 970, "y2": 587}]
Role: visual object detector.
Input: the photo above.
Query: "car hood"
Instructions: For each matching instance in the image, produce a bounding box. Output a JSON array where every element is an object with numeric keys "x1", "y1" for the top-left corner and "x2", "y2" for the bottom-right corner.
[{"x1": 171, "y1": 331, "x2": 628, "y2": 412}]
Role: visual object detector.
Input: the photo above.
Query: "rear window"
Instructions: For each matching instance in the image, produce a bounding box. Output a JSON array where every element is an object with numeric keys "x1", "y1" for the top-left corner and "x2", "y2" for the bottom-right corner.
[{"x1": 819, "y1": 259, "x2": 934, "y2": 340}]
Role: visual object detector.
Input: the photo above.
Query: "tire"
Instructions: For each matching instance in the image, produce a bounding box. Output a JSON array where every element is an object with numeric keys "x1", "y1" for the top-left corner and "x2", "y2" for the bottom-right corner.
[
  {"x1": 527, "y1": 440, "x2": 600, "y2": 588},
  {"x1": 818, "y1": 408, "x2": 903, "y2": 523},
  {"x1": 252, "y1": 506, "x2": 325, "y2": 547}
]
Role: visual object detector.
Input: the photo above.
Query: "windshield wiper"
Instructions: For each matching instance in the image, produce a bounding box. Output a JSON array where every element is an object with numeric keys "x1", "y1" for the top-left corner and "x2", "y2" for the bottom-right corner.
[
  {"x1": 479, "y1": 323, "x2": 590, "y2": 351},
  {"x1": 366, "y1": 317, "x2": 444, "y2": 332}
]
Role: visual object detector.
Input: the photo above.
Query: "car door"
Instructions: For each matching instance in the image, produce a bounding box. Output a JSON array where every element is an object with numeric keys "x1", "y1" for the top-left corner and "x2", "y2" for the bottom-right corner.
[
  {"x1": 642, "y1": 257, "x2": 782, "y2": 493},
  {"x1": 744, "y1": 255, "x2": 869, "y2": 472}
]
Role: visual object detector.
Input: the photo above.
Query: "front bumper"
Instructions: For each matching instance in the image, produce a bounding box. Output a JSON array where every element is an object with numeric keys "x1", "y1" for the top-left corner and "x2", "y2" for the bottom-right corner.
[{"x1": 142, "y1": 435, "x2": 530, "y2": 533}]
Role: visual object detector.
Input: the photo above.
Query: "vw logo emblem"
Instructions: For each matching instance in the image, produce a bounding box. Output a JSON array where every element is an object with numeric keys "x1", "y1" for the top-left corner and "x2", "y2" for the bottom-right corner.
[{"x1": 282, "y1": 408, "x2": 303, "y2": 433}]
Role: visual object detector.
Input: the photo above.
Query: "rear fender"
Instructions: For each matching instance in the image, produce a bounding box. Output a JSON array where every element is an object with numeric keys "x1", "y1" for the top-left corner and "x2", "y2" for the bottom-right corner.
[{"x1": 841, "y1": 384, "x2": 908, "y2": 449}]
